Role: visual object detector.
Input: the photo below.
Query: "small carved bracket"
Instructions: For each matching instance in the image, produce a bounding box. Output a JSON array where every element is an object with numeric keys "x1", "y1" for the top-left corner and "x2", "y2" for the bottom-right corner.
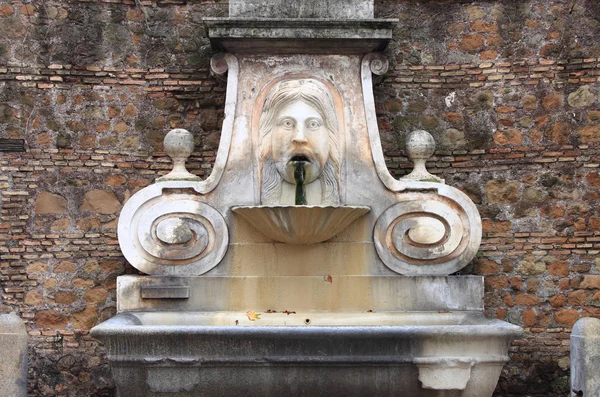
[
  {"x1": 417, "y1": 361, "x2": 473, "y2": 390},
  {"x1": 365, "y1": 52, "x2": 389, "y2": 75},
  {"x1": 210, "y1": 52, "x2": 230, "y2": 81}
]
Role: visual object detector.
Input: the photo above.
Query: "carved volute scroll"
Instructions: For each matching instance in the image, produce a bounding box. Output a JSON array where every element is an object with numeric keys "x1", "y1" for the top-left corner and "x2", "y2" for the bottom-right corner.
[
  {"x1": 118, "y1": 130, "x2": 229, "y2": 276},
  {"x1": 374, "y1": 186, "x2": 482, "y2": 276},
  {"x1": 258, "y1": 78, "x2": 341, "y2": 206},
  {"x1": 373, "y1": 130, "x2": 481, "y2": 275},
  {"x1": 118, "y1": 187, "x2": 229, "y2": 276}
]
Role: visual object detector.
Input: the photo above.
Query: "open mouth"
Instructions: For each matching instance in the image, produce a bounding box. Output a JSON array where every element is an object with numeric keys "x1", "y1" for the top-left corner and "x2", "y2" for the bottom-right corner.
[{"x1": 290, "y1": 155, "x2": 310, "y2": 163}]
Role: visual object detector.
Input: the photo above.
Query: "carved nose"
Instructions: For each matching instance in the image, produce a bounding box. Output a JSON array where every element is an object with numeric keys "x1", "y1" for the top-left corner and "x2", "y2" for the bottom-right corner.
[{"x1": 292, "y1": 126, "x2": 308, "y2": 144}]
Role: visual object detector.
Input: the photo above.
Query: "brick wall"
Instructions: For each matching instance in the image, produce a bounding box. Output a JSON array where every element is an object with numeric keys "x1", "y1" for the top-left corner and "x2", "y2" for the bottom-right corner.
[{"x1": 1, "y1": 0, "x2": 599, "y2": 395}]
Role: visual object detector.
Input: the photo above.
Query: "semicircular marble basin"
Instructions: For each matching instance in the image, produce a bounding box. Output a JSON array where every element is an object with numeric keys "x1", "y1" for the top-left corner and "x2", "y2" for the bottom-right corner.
[{"x1": 231, "y1": 205, "x2": 370, "y2": 244}]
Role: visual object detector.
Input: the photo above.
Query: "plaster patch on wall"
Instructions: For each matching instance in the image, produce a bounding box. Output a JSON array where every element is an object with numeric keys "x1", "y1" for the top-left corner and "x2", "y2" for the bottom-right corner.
[{"x1": 445, "y1": 92, "x2": 456, "y2": 108}]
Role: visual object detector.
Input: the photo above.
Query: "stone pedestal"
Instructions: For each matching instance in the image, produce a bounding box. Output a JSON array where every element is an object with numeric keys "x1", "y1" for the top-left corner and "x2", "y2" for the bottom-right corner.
[
  {"x1": 571, "y1": 317, "x2": 600, "y2": 397},
  {"x1": 0, "y1": 312, "x2": 28, "y2": 397}
]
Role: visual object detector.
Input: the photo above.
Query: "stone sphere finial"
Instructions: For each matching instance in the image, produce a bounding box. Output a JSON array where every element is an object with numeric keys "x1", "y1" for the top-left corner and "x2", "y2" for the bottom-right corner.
[
  {"x1": 400, "y1": 130, "x2": 443, "y2": 183},
  {"x1": 164, "y1": 128, "x2": 195, "y2": 160},
  {"x1": 406, "y1": 130, "x2": 436, "y2": 161},
  {"x1": 157, "y1": 129, "x2": 201, "y2": 182}
]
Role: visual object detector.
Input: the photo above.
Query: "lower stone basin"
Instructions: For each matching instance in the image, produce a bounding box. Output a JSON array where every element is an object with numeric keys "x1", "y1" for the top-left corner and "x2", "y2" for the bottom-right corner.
[{"x1": 91, "y1": 311, "x2": 521, "y2": 397}]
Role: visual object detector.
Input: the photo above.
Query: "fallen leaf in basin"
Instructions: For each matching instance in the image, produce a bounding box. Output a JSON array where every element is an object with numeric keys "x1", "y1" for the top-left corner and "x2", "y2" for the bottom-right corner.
[{"x1": 246, "y1": 310, "x2": 261, "y2": 321}]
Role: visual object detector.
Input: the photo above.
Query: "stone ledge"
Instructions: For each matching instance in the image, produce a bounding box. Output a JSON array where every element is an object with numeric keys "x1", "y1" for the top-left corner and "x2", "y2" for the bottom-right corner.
[
  {"x1": 116, "y1": 275, "x2": 484, "y2": 313},
  {"x1": 204, "y1": 18, "x2": 398, "y2": 53}
]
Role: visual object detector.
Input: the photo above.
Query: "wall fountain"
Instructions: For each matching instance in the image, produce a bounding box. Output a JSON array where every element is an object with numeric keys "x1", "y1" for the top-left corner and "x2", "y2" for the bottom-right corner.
[{"x1": 91, "y1": 1, "x2": 522, "y2": 395}]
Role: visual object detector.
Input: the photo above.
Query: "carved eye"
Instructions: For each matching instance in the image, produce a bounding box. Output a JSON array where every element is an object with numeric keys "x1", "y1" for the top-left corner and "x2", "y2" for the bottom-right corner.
[
  {"x1": 307, "y1": 119, "x2": 321, "y2": 130},
  {"x1": 280, "y1": 119, "x2": 295, "y2": 129}
]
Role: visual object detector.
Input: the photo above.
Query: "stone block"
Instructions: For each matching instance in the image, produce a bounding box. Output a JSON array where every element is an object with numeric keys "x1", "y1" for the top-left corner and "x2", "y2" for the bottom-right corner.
[
  {"x1": 568, "y1": 86, "x2": 596, "y2": 108},
  {"x1": 0, "y1": 312, "x2": 28, "y2": 397},
  {"x1": 70, "y1": 305, "x2": 98, "y2": 330},
  {"x1": 79, "y1": 189, "x2": 121, "y2": 215},
  {"x1": 542, "y1": 93, "x2": 563, "y2": 109},
  {"x1": 486, "y1": 180, "x2": 520, "y2": 204},
  {"x1": 115, "y1": 275, "x2": 485, "y2": 313},
  {"x1": 35, "y1": 310, "x2": 67, "y2": 329},
  {"x1": 571, "y1": 318, "x2": 600, "y2": 396},
  {"x1": 576, "y1": 125, "x2": 600, "y2": 144},
  {"x1": 35, "y1": 191, "x2": 67, "y2": 214},
  {"x1": 229, "y1": 0, "x2": 373, "y2": 19}
]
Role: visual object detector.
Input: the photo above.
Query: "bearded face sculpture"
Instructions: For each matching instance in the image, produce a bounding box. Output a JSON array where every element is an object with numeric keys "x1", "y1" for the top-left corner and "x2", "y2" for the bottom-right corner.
[{"x1": 258, "y1": 79, "x2": 341, "y2": 205}]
